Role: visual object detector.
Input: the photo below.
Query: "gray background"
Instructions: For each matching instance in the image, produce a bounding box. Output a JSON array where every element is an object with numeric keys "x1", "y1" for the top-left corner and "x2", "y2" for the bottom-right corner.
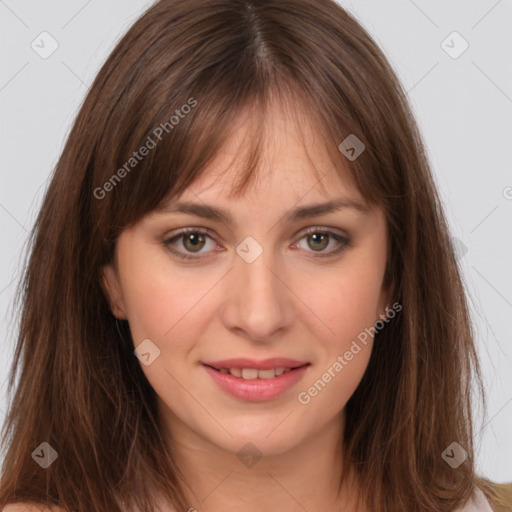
[{"x1": 0, "y1": 0, "x2": 511, "y2": 482}]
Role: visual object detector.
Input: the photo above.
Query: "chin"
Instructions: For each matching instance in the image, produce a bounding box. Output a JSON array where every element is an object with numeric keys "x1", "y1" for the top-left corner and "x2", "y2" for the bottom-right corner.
[{"x1": 205, "y1": 417, "x2": 306, "y2": 458}]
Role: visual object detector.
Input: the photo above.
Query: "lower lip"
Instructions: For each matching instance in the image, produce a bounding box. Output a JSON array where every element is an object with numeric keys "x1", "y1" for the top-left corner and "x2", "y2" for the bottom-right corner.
[{"x1": 202, "y1": 364, "x2": 310, "y2": 401}]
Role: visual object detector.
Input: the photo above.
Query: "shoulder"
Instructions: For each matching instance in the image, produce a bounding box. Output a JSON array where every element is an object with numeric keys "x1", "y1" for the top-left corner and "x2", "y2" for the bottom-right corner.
[
  {"x1": 484, "y1": 482, "x2": 512, "y2": 512},
  {"x1": 3, "y1": 504, "x2": 67, "y2": 512},
  {"x1": 457, "y1": 485, "x2": 511, "y2": 512}
]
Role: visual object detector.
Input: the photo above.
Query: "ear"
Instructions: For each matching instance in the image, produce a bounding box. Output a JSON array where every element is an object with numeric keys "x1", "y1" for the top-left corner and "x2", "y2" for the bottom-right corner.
[{"x1": 100, "y1": 264, "x2": 128, "y2": 319}]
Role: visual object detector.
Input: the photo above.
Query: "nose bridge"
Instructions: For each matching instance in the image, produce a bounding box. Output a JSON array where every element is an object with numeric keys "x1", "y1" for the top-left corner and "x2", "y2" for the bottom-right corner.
[
  {"x1": 237, "y1": 239, "x2": 277, "y2": 295},
  {"x1": 223, "y1": 235, "x2": 293, "y2": 340}
]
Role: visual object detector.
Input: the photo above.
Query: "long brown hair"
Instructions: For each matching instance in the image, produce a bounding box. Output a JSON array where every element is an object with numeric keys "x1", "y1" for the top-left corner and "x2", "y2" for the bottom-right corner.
[{"x1": 0, "y1": 0, "x2": 504, "y2": 510}]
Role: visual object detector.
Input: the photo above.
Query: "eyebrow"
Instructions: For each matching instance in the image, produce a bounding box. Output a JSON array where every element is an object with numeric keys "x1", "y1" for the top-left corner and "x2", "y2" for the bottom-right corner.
[{"x1": 158, "y1": 197, "x2": 369, "y2": 226}]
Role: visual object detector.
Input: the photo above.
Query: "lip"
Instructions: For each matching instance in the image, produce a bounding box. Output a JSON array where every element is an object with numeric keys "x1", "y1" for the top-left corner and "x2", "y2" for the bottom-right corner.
[
  {"x1": 202, "y1": 362, "x2": 310, "y2": 402},
  {"x1": 201, "y1": 357, "x2": 309, "y2": 370}
]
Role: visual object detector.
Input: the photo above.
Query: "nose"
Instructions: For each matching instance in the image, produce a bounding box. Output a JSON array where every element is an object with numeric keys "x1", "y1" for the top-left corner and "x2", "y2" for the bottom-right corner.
[{"x1": 220, "y1": 241, "x2": 295, "y2": 343}]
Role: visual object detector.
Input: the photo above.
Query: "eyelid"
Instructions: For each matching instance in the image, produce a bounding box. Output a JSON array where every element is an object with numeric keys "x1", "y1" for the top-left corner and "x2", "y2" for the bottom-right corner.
[
  {"x1": 162, "y1": 225, "x2": 348, "y2": 242},
  {"x1": 161, "y1": 227, "x2": 220, "y2": 260},
  {"x1": 162, "y1": 225, "x2": 351, "y2": 260},
  {"x1": 297, "y1": 225, "x2": 349, "y2": 239},
  {"x1": 290, "y1": 226, "x2": 352, "y2": 258}
]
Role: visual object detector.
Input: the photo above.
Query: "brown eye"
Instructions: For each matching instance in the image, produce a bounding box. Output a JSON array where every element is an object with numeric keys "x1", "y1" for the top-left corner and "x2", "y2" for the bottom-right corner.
[
  {"x1": 307, "y1": 232, "x2": 329, "y2": 251},
  {"x1": 162, "y1": 228, "x2": 217, "y2": 260},
  {"x1": 294, "y1": 227, "x2": 352, "y2": 258},
  {"x1": 182, "y1": 232, "x2": 206, "y2": 252}
]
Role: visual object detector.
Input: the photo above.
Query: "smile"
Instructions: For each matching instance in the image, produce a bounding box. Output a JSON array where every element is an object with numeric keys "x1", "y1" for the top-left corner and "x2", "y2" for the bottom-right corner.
[
  {"x1": 201, "y1": 360, "x2": 310, "y2": 401},
  {"x1": 209, "y1": 366, "x2": 296, "y2": 379}
]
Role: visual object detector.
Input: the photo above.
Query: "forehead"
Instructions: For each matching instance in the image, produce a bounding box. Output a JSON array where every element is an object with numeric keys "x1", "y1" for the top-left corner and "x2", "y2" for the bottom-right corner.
[{"x1": 171, "y1": 96, "x2": 364, "y2": 207}]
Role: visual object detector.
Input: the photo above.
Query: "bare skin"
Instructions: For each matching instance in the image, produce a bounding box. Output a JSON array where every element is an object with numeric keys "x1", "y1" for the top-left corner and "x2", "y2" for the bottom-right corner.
[{"x1": 102, "y1": 99, "x2": 390, "y2": 512}]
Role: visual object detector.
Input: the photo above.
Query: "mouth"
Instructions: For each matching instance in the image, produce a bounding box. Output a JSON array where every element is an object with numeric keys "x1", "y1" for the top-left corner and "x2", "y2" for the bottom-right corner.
[
  {"x1": 201, "y1": 358, "x2": 311, "y2": 401},
  {"x1": 203, "y1": 364, "x2": 308, "y2": 379}
]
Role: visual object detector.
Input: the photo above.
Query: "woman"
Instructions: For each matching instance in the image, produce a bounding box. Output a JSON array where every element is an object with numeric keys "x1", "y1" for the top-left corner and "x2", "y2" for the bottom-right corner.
[{"x1": 1, "y1": 0, "x2": 510, "y2": 510}]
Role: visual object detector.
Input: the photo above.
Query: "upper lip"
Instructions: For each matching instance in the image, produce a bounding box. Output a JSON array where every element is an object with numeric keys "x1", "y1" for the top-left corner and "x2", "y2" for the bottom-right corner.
[{"x1": 202, "y1": 358, "x2": 310, "y2": 370}]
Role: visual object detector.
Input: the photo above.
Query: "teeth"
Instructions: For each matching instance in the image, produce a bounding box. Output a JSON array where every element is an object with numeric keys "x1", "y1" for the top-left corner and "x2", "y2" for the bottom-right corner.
[
  {"x1": 229, "y1": 367, "x2": 242, "y2": 377},
  {"x1": 217, "y1": 367, "x2": 295, "y2": 379},
  {"x1": 258, "y1": 368, "x2": 276, "y2": 379},
  {"x1": 241, "y1": 368, "x2": 259, "y2": 380}
]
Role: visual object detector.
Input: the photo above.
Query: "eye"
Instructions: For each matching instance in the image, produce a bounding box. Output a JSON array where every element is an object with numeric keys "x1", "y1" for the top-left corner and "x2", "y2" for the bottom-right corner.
[
  {"x1": 293, "y1": 227, "x2": 352, "y2": 258},
  {"x1": 162, "y1": 227, "x2": 219, "y2": 260},
  {"x1": 162, "y1": 226, "x2": 352, "y2": 261}
]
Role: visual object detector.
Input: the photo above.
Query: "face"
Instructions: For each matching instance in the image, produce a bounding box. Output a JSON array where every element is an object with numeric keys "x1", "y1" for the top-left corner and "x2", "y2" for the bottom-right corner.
[{"x1": 101, "y1": 102, "x2": 391, "y2": 459}]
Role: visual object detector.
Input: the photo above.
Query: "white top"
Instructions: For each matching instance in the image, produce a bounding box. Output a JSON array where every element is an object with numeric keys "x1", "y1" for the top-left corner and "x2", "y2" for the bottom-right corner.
[{"x1": 457, "y1": 487, "x2": 494, "y2": 511}]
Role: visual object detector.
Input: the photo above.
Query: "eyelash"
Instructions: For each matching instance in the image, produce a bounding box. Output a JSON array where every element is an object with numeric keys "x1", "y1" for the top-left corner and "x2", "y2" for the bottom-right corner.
[{"x1": 161, "y1": 227, "x2": 352, "y2": 261}]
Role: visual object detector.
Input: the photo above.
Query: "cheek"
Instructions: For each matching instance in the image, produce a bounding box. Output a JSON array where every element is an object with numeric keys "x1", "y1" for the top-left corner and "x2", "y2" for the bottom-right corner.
[
  {"x1": 297, "y1": 259, "x2": 385, "y2": 346},
  {"x1": 297, "y1": 346, "x2": 372, "y2": 426},
  {"x1": 293, "y1": 249, "x2": 385, "y2": 408},
  {"x1": 118, "y1": 261, "x2": 212, "y2": 406},
  {"x1": 296, "y1": 267, "x2": 378, "y2": 415},
  {"x1": 118, "y1": 252, "x2": 219, "y2": 350}
]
